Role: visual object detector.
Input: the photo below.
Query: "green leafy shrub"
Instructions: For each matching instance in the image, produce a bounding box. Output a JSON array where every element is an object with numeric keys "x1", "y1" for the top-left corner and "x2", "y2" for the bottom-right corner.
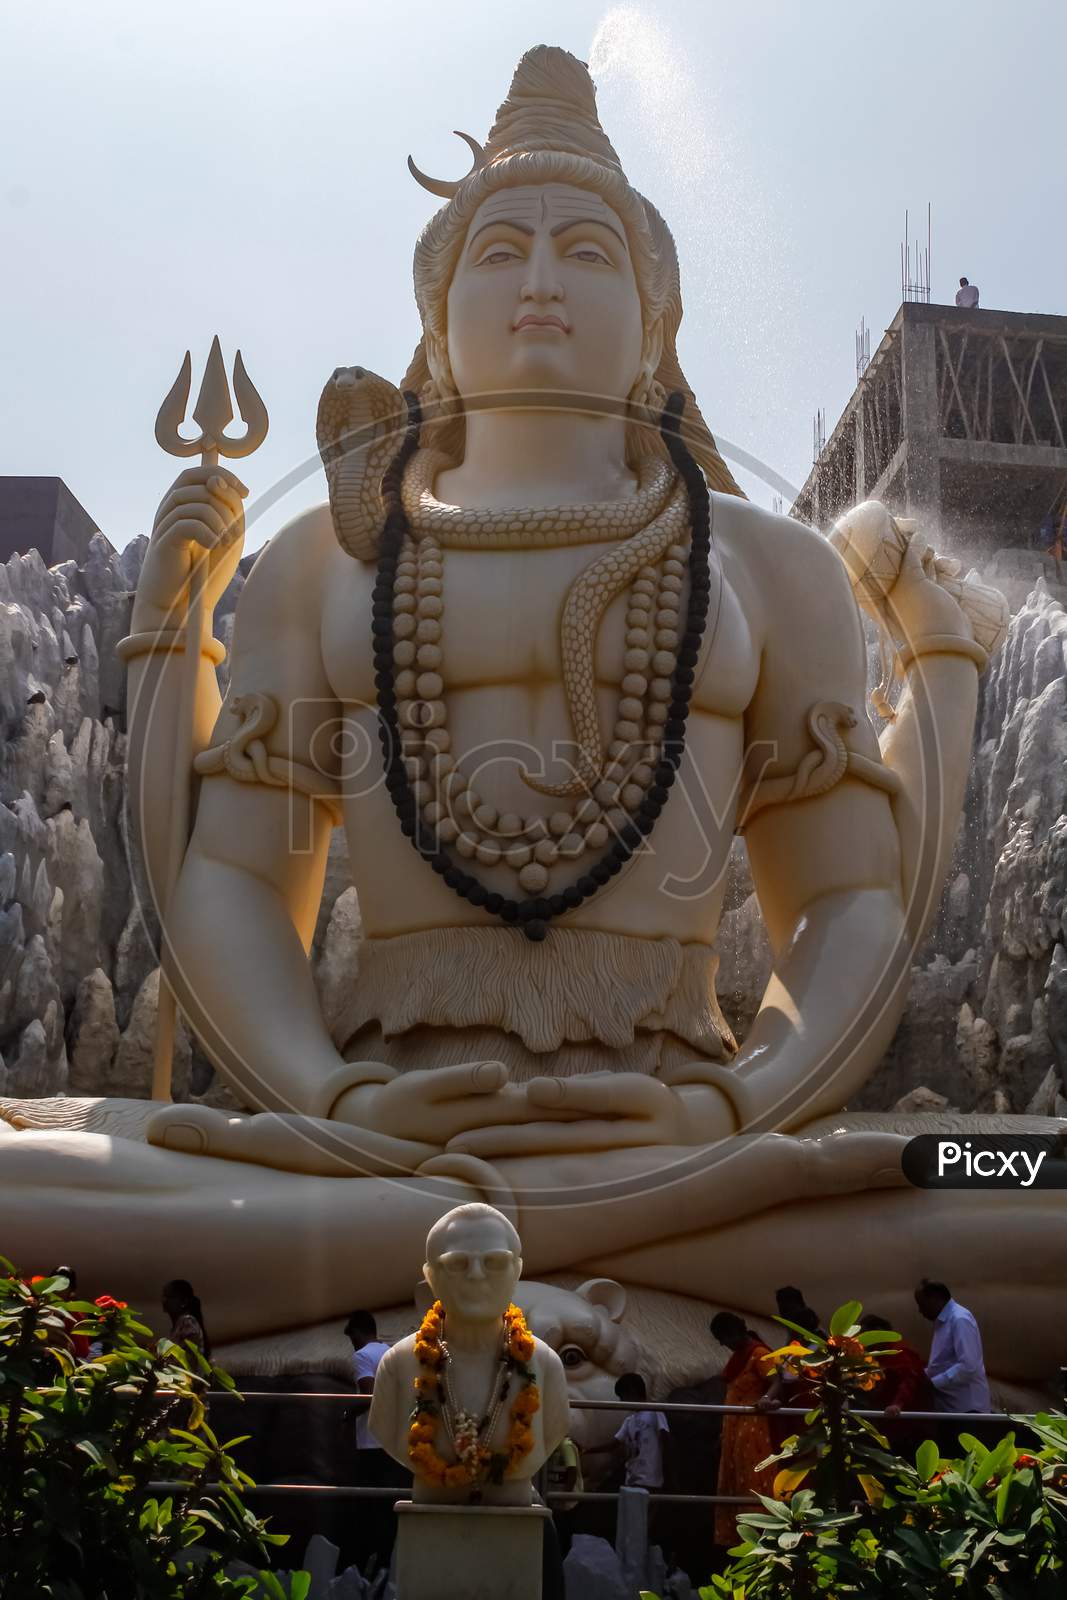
[
  {"x1": 644, "y1": 1301, "x2": 1067, "y2": 1599},
  {"x1": 758, "y1": 1297, "x2": 903, "y2": 1510},
  {"x1": 0, "y1": 1259, "x2": 309, "y2": 1599}
]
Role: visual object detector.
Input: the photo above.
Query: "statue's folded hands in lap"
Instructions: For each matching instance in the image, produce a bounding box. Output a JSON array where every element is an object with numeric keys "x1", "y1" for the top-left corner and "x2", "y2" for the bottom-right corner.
[{"x1": 7, "y1": 47, "x2": 1052, "y2": 1384}]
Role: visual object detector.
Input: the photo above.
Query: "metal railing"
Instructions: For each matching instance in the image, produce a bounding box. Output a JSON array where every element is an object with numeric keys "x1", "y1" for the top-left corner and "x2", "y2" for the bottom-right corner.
[
  {"x1": 207, "y1": 1390, "x2": 1032, "y2": 1423},
  {"x1": 138, "y1": 1388, "x2": 1051, "y2": 1511}
]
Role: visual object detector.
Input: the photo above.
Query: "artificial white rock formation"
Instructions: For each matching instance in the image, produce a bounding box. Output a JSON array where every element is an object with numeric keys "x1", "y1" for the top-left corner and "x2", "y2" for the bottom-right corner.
[{"x1": 0, "y1": 535, "x2": 252, "y2": 1104}]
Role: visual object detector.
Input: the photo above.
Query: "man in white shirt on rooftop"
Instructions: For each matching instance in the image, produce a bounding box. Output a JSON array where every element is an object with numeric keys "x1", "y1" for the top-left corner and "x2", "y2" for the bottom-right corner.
[
  {"x1": 914, "y1": 1278, "x2": 993, "y2": 1413},
  {"x1": 955, "y1": 276, "x2": 980, "y2": 308}
]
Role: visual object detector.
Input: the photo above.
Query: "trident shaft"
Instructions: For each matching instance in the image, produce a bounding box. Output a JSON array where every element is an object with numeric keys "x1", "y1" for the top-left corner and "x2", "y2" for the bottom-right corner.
[{"x1": 151, "y1": 337, "x2": 269, "y2": 1102}]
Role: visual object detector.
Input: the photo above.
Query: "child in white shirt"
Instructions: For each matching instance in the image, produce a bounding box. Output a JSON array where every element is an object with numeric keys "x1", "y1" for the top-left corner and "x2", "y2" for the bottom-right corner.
[{"x1": 585, "y1": 1372, "x2": 670, "y2": 1491}]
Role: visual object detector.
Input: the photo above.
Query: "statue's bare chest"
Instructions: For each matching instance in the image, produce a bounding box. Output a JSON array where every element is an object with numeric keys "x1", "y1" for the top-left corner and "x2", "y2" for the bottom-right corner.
[
  {"x1": 321, "y1": 542, "x2": 759, "y2": 718},
  {"x1": 318, "y1": 528, "x2": 761, "y2": 937}
]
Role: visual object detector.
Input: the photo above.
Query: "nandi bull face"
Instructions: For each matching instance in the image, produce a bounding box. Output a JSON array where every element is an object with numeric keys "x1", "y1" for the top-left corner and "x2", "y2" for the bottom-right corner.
[{"x1": 514, "y1": 1277, "x2": 641, "y2": 1451}]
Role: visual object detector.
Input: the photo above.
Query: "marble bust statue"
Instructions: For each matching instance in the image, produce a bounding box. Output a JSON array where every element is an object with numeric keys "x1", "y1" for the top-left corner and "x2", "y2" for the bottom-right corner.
[
  {"x1": 370, "y1": 1203, "x2": 568, "y2": 1504},
  {"x1": 0, "y1": 45, "x2": 1058, "y2": 1393}
]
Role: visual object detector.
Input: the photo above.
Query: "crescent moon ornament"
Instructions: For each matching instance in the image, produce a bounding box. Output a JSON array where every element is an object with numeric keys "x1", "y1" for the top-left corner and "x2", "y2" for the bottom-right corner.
[{"x1": 407, "y1": 130, "x2": 486, "y2": 199}]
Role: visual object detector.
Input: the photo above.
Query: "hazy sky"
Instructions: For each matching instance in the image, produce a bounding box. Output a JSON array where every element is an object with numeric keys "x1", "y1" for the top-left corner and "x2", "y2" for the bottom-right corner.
[{"x1": 2, "y1": 0, "x2": 1063, "y2": 552}]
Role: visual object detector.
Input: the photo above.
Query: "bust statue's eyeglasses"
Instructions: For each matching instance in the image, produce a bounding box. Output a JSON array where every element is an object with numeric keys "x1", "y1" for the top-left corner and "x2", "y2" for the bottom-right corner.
[{"x1": 435, "y1": 1249, "x2": 517, "y2": 1276}]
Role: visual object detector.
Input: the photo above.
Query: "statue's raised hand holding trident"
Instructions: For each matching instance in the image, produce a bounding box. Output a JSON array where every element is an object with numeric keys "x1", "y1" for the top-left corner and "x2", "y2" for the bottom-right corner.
[{"x1": 122, "y1": 337, "x2": 268, "y2": 1100}]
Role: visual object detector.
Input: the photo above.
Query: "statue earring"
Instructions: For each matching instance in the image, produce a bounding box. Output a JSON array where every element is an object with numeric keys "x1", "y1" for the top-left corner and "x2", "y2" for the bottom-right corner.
[
  {"x1": 627, "y1": 370, "x2": 650, "y2": 409},
  {"x1": 628, "y1": 372, "x2": 667, "y2": 444},
  {"x1": 420, "y1": 360, "x2": 461, "y2": 431},
  {"x1": 419, "y1": 376, "x2": 444, "y2": 415}
]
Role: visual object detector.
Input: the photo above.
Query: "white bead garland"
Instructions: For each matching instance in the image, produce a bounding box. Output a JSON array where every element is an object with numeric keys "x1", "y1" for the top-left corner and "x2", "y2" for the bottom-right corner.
[{"x1": 390, "y1": 517, "x2": 690, "y2": 887}]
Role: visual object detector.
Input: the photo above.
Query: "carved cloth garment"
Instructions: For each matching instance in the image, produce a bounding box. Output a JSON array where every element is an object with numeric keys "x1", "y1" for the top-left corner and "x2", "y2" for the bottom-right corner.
[{"x1": 333, "y1": 926, "x2": 737, "y2": 1083}]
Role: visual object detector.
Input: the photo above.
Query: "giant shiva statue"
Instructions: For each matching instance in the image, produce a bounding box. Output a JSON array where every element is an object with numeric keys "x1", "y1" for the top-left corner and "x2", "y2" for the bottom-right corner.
[{"x1": 2, "y1": 48, "x2": 1056, "y2": 1394}]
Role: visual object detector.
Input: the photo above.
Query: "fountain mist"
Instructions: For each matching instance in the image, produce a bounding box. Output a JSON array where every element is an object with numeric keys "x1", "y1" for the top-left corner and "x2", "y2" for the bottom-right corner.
[{"x1": 588, "y1": 5, "x2": 796, "y2": 502}]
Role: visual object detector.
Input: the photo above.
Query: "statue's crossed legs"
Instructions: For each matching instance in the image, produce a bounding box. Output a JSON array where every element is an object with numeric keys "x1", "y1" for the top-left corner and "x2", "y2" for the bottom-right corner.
[{"x1": 3, "y1": 1099, "x2": 1062, "y2": 1388}]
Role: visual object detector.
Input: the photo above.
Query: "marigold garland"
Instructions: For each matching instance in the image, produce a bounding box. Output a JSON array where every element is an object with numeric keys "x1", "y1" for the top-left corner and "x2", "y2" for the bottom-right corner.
[{"x1": 408, "y1": 1300, "x2": 540, "y2": 1489}]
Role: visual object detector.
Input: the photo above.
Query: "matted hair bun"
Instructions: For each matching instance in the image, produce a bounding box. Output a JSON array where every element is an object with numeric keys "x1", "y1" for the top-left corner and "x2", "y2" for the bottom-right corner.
[{"x1": 482, "y1": 45, "x2": 624, "y2": 169}]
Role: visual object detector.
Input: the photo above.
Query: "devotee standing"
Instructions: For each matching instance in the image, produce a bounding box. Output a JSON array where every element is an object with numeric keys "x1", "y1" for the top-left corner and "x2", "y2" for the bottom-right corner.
[
  {"x1": 775, "y1": 1286, "x2": 825, "y2": 1338},
  {"x1": 860, "y1": 1312, "x2": 935, "y2": 1450},
  {"x1": 710, "y1": 1313, "x2": 777, "y2": 1549},
  {"x1": 586, "y1": 1373, "x2": 669, "y2": 1493},
  {"x1": 914, "y1": 1280, "x2": 992, "y2": 1414},
  {"x1": 345, "y1": 1309, "x2": 390, "y2": 1452},
  {"x1": 583, "y1": 1371, "x2": 669, "y2": 1550},
  {"x1": 544, "y1": 1434, "x2": 583, "y2": 1557},
  {"x1": 612, "y1": 1373, "x2": 670, "y2": 1491},
  {"x1": 161, "y1": 1279, "x2": 210, "y2": 1357},
  {"x1": 343, "y1": 1309, "x2": 401, "y2": 1576},
  {"x1": 763, "y1": 1302, "x2": 822, "y2": 1450}
]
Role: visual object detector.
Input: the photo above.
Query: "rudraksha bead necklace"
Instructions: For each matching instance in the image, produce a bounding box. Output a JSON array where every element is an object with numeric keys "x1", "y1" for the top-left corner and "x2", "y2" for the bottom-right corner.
[{"x1": 372, "y1": 391, "x2": 716, "y2": 941}]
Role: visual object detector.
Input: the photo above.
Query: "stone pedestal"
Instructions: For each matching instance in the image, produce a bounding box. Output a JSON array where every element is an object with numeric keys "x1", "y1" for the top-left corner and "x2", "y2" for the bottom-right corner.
[
  {"x1": 615, "y1": 1485, "x2": 649, "y2": 1591},
  {"x1": 395, "y1": 1501, "x2": 548, "y2": 1600}
]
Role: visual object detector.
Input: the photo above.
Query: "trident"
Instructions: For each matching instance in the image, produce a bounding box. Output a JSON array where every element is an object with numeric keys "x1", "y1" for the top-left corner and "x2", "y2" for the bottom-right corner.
[{"x1": 150, "y1": 336, "x2": 269, "y2": 1101}]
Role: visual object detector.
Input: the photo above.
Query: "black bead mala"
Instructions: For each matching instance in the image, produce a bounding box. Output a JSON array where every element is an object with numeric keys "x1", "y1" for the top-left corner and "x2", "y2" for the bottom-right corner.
[{"x1": 372, "y1": 389, "x2": 715, "y2": 942}]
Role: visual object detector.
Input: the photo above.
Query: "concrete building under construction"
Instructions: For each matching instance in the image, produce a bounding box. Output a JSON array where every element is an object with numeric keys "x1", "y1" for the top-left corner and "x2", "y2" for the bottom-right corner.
[{"x1": 792, "y1": 301, "x2": 1067, "y2": 591}]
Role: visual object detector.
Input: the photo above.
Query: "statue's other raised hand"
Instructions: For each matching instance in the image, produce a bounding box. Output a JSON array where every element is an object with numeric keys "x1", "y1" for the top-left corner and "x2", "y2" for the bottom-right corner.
[
  {"x1": 133, "y1": 465, "x2": 248, "y2": 631},
  {"x1": 833, "y1": 501, "x2": 1006, "y2": 661},
  {"x1": 882, "y1": 528, "x2": 974, "y2": 645}
]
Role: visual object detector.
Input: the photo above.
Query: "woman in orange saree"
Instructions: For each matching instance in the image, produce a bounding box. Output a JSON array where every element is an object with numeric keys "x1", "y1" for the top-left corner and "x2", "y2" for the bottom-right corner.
[{"x1": 710, "y1": 1311, "x2": 778, "y2": 1548}]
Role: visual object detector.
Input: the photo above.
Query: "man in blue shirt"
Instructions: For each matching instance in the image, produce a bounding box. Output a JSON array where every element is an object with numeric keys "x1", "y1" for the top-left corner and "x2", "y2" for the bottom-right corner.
[
  {"x1": 343, "y1": 1310, "x2": 407, "y2": 1576},
  {"x1": 914, "y1": 1279, "x2": 993, "y2": 1414}
]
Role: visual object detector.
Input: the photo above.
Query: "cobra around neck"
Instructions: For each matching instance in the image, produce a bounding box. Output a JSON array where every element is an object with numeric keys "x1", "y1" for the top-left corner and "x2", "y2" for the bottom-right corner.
[{"x1": 435, "y1": 405, "x2": 635, "y2": 510}]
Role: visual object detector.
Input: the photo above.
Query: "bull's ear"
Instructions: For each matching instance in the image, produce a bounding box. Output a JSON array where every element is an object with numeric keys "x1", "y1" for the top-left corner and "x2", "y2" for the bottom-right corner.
[
  {"x1": 576, "y1": 1278, "x2": 627, "y2": 1323},
  {"x1": 414, "y1": 1280, "x2": 434, "y2": 1315}
]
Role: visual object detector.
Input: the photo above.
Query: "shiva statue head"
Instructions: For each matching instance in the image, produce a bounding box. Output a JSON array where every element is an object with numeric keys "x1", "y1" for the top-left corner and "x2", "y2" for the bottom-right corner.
[{"x1": 402, "y1": 44, "x2": 742, "y2": 493}]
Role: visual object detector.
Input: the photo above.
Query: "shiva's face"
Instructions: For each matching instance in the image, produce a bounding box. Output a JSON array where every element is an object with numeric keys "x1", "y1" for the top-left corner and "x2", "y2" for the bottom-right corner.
[{"x1": 445, "y1": 183, "x2": 646, "y2": 408}]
